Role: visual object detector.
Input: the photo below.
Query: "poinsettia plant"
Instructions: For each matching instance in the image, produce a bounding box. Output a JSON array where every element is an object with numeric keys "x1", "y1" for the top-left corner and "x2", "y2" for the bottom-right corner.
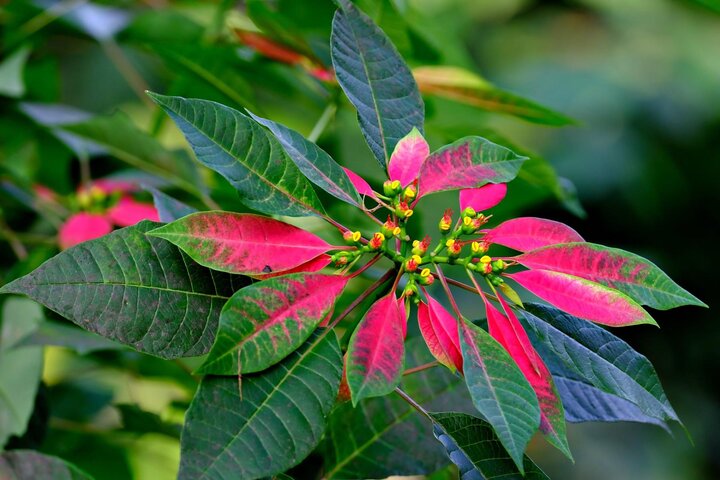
[{"x1": 0, "y1": 1, "x2": 706, "y2": 479}]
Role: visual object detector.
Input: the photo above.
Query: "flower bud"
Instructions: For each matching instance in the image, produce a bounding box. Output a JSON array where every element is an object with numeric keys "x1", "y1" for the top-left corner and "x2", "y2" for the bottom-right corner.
[
  {"x1": 439, "y1": 209, "x2": 453, "y2": 232},
  {"x1": 446, "y1": 238, "x2": 462, "y2": 256},
  {"x1": 368, "y1": 232, "x2": 385, "y2": 250},
  {"x1": 461, "y1": 215, "x2": 477, "y2": 234},
  {"x1": 395, "y1": 201, "x2": 413, "y2": 219},
  {"x1": 383, "y1": 179, "x2": 402, "y2": 196},
  {"x1": 479, "y1": 255, "x2": 492, "y2": 264},
  {"x1": 492, "y1": 259, "x2": 505, "y2": 272},
  {"x1": 402, "y1": 184, "x2": 417, "y2": 201},
  {"x1": 471, "y1": 241, "x2": 490, "y2": 255},
  {"x1": 418, "y1": 268, "x2": 435, "y2": 286},
  {"x1": 462, "y1": 206, "x2": 477, "y2": 218},
  {"x1": 411, "y1": 236, "x2": 431, "y2": 256},
  {"x1": 343, "y1": 230, "x2": 362, "y2": 244},
  {"x1": 489, "y1": 274, "x2": 504, "y2": 286},
  {"x1": 403, "y1": 283, "x2": 419, "y2": 297},
  {"x1": 381, "y1": 216, "x2": 398, "y2": 237},
  {"x1": 404, "y1": 254, "x2": 423, "y2": 272},
  {"x1": 480, "y1": 262, "x2": 493, "y2": 274}
]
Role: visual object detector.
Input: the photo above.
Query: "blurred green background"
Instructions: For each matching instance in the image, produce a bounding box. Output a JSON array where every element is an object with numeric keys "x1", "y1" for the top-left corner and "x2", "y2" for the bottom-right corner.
[{"x1": 0, "y1": 0, "x2": 718, "y2": 479}]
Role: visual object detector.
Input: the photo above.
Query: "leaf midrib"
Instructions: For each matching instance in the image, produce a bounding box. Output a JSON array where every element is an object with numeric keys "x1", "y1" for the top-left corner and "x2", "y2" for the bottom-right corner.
[{"x1": 11, "y1": 280, "x2": 231, "y2": 300}]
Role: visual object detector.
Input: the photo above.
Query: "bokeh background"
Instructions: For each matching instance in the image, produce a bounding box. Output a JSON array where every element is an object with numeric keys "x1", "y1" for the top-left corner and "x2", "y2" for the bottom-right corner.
[{"x1": 0, "y1": 0, "x2": 718, "y2": 479}]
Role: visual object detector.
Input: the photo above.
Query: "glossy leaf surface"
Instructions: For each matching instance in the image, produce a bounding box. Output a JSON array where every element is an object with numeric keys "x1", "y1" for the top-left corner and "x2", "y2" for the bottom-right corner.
[
  {"x1": 510, "y1": 269, "x2": 656, "y2": 327},
  {"x1": 459, "y1": 183, "x2": 507, "y2": 212},
  {"x1": 250, "y1": 113, "x2": 362, "y2": 206},
  {"x1": 418, "y1": 137, "x2": 527, "y2": 197},
  {"x1": 459, "y1": 319, "x2": 540, "y2": 471},
  {"x1": 197, "y1": 273, "x2": 348, "y2": 374},
  {"x1": 148, "y1": 93, "x2": 325, "y2": 216},
  {"x1": 483, "y1": 217, "x2": 584, "y2": 252},
  {"x1": 517, "y1": 242, "x2": 705, "y2": 309},
  {"x1": 521, "y1": 303, "x2": 679, "y2": 424},
  {"x1": 430, "y1": 412, "x2": 550, "y2": 480},
  {"x1": 0, "y1": 221, "x2": 247, "y2": 359},
  {"x1": 331, "y1": 0, "x2": 424, "y2": 167},
  {"x1": 149, "y1": 212, "x2": 333, "y2": 276},
  {"x1": 346, "y1": 294, "x2": 405, "y2": 404},
  {"x1": 179, "y1": 331, "x2": 342, "y2": 480}
]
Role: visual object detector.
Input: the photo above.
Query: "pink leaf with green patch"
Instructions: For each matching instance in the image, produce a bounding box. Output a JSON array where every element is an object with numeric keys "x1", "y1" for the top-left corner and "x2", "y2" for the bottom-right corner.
[
  {"x1": 516, "y1": 243, "x2": 706, "y2": 310},
  {"x1": 107, "y1": 196, "x2": 159, "y2": 227},
  {"x1": 418, "y1": 294, "x2": 462, "y2": 373},
  {"x1": 509, "y1": 269, "x2": 656, "y2": 327},
  {"x1": 417, "y1": 136, "x2": 527, "y2": 197},
  {"x1": 147, "y1": 211, "x2": 335, "y2": 275},
  {"x1": 388, "y1": 127, "x2": 428, "y2": 187},
  {"x1": 459, "y1": 183, "x2": 507, "y2": 212},
  {"x1": 483, "y1": 217, "x2": 584, "y2": 252},
  {"x1": 485, "y1": 295, "x2": 571, "y2": 459},
  {"x1": 196, "y1": 273, "x2": 348, "y2": 374},
  {"x1": 343, "y1": 168, "x2": 376, "y2": 198},
  {"x1": 58, "y1": 212, "x2": 113, "y2": 249},
  {"x1": 253, "y1": 254, "x2": 331, "y2": 280},
  {"x1": 346, "y1": 294, "x2": 405, "y2": 405}
]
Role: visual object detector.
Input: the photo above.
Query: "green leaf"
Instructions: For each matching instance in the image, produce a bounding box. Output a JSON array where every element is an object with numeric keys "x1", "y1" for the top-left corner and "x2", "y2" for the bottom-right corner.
[
  {"x1": 197, "y1": 273, "x2": 348, "y2": 375},
  {"x1": 331, "y1": 0, "x2": 424, "y2": 167},
  {"x1": 321, "y1": 337, "x2": 474, "y2": 479},
  {"x1": 148, "y1": 93, "x2": 326, "y2": 217},
  {"x1": 430, "y1": 412, "x2": 550, "y2": 480},
  {"x1": 459, "y1": 319, "x2": 540, "y2": 472},
  {"x1": 15, "y1": 321, "x2": 124, "y2": 355},
  {"x1": 0, "y1": 347, "x2": 42, "y2": 449},
  {"x1": 62, "y1": 111, "x2": 204, "y2": 198},
  {"x1": 0, "y1": 45, "x2": 31, "y2": 98},
  {"x1": 0, "y1": 221, "x2": 248, "y2": 359},
  {"x1": 414, "y1": 66, "x2": 574, "y2": 126},
  {"x1": 179, "y1": 330, "x2": 342, "y2": 480},
  {"x1": 0, "y1": 450, "x2": 93, "y2": 480},
  {"x1": 249, "y1": 112, "x2": 362, "y2": 207},
  {"x1": 1, "y1": 297, "x2": 44, "y2": 350},
  {"x1": 521, "y1": 303, "x2": 679, "y2": 424}
]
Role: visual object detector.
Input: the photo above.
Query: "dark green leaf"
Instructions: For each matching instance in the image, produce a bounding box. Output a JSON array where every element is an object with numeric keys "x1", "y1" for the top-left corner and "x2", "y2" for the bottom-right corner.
[
  {"x1": 522, "y1": 303, "x2": 679, "y2": 424},
  {"x1": 249, "y1": 112, "x2": 362, "y2": 207},
  {"x1": 0, "y1": 221, "x2": 248, "y2": 359},
  {"x1": 459, "y1": 320, "x2": 540, "y2": 472},
  {"x1": 430, "y1": 412, "x2": 550, "y2": 480},
  {"x1": 148, "y1": 93, "x2": 326, "y2": 217},
  {"x1": 116, "y1": 403, "x2": 182, "y2": 439},
  {"x1": 0, "y1": 450, "x2": 93, "y2": 480},
  {"x1": 179, "y1": 330, "x2": 342, "y2": 480},
  {"x1": 321, "y1": 337, "x2": 474, "y2": 479},
  {"x1": 331, "y1": 0, "x2": 424, "y2": 167}
]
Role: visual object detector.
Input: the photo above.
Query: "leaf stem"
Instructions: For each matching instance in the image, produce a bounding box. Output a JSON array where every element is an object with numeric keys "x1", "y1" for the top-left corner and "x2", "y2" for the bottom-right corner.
[
  {"x1": 434, "y1": 265, "x2": 463, "y2": 319},
  {"x1": 349, "y1": 254, "x2": 381, "y2": 278},
  {"x1": 308, "y1": 103, "x2": 337, "y2": 143},
  {"x1": 394, "y1": 387, "x2": 432, "y2": 421},
  {"x1": 445, "y1": 277, "x2": 501, "y2": 304},
  {"x1": 327, "y1": 268, "x2": 396, "y2": 331},
  {"x1": 403, "y1": 361, "x2": 439, "y2": 376}
]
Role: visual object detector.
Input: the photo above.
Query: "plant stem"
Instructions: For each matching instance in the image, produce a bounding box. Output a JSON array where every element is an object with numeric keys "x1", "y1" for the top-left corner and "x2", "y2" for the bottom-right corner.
[
  {"x1": 349, "y1": 254, "x2": 381, "y2": 278},
  {"x1": 434, "y1": 265, "x2": 463, "y2": 319},
  {"x1": 308, "y1": 103, "x2": 337, "y2": 143},
  {"x1": 445, "y1": 277, "x2": 501, "y2": 303},
  {"x1": 101, "y1": 39, "x2": 154, "y2": 109},
  {"x1": 403, "y1": 361, "x2": 439, "y2": 376},
  {"x1": 394, "y1": 387, "x2": 432, "y2": 421}
]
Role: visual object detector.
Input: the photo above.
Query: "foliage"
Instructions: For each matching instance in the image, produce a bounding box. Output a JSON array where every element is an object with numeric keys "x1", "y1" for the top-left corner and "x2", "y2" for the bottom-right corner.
[{"x1": 0, "y1": 1, "x2": 710, "y2": 479}]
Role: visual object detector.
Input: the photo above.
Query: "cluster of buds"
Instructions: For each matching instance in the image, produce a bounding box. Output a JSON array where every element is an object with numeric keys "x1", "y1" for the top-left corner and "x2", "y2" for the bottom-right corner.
[
  {"x1": 342, "y1": 230, "x2": 362, "y2": 244},
  {"x1": 470, "y1": 240, "x2": 490, "y2": 256},
  {"x1": 331, "y1": 250, "x2": 360, "y2": 266},
  {"x1": 461, "y1": 208, "x2": 488, "y2": 235},
  {"x1": 418, "y1": 267, "x2": 434, "y2": 286},
  {"x1": 383, "y1": 179, "x2": 402, "y2": 197}
]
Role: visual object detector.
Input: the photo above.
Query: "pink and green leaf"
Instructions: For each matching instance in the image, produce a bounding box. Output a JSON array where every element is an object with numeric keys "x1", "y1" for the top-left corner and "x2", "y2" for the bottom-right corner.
[
  {"x1": 459, "y1": 183, "x2": 507, "y2": 212},
  {"x1": 346, "y1": 294, "x2": 405, "y2": 405},
  {"x1": 483, "y1": 217, "x2": 584, "y2": 252},
  {"x1": 148, "y1": 211, "x2": 335, "y2": 275},
  {"x1": 418, "y1": 294, "x2": 462, "y2": 373},
  {"x1": 417, "y1": 136, "x2": 527, "y2": 197},
  {"x1": 516, "y1": 243, "x2": 706, "y2": 310},
  {"x1": 509, "y1": 269, "x2": 657, "y2": 327},
  {"x1": 254, "y1": 254, "x2": 331, "y2": 280},
  {"x1": 343, "y1": 168, "x2": 376, "y2": 198},
  {"x1": 459, "y1": 318, "x2": 540, "y2": 472},
  {"x1": 486, "y1": 295, "x2": 571, "y2": 459},
  {"x1": 388, "y1": 127, "x2": 428, "y2": 187},
  {"x1": 196, "y1": 273, "x2": 348, "y2": 374}
]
